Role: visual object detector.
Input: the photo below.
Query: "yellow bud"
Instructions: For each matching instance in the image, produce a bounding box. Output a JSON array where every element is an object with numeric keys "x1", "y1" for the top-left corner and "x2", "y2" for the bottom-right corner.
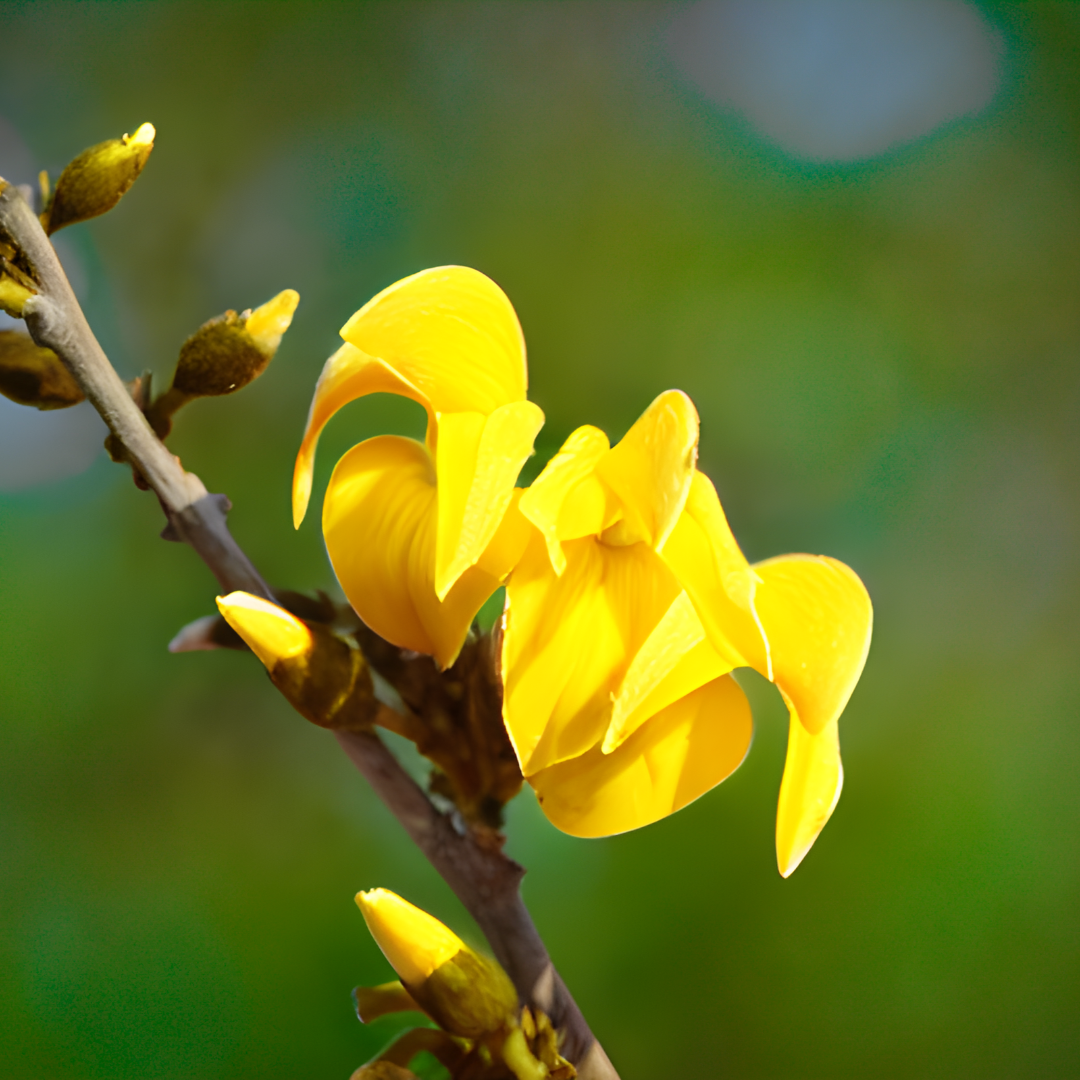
[
  {"x1": 43, "y1": 122, "x2": 156, "y2": 234},
  {"x1": 357, "y1": 889, "x2": 463, "y2": 987},
  {"x1": 356, "y1": 889, "x2": 518, "y2": 1040},
  {"x1": 216, "y1": 591, "x2": 311, "y2": 670},
  {"x1": 216, "y1": 591, "x2": 378, "y2": 732},
  {"x1": 0, "y1": 276, "x2": 35, "y2": 319},
  {"x1": 170, "y1": 289, "x2": 299, "y2": 400},
  {"x1": 0, "y1": 330, "x2": 84, "y2": 409}
]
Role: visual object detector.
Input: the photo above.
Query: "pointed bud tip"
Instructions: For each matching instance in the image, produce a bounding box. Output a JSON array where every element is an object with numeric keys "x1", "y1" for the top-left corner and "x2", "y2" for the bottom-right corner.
[
  {"x1": 355, "y1": 889, "x2": 464, "y2": 987},
  {"x1": 245, "y1": 288, "x2": 300, "y2": 355},
  {"x1": 215, "y1": 591, "x2": 311, "y2": 671},
  {"x1": 127, "y1": 122, "x2": 156, "y2": 147}
]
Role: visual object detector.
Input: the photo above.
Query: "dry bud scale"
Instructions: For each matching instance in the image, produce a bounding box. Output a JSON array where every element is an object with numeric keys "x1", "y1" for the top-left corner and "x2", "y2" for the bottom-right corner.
[{"x1": 297, "y1": 267, "x2": 873, "y2": 876}]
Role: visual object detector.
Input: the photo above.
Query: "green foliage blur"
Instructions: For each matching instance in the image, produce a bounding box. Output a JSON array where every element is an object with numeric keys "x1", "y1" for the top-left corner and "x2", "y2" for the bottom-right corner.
[{"x1": 2, "y1": 3, "x2": 1078, "y2": 1077}]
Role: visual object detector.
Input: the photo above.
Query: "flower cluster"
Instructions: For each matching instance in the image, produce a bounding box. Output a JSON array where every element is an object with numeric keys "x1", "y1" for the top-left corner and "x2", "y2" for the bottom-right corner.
[{"x1": 289, "y1": 266, "x2": 872, "y2": 876}]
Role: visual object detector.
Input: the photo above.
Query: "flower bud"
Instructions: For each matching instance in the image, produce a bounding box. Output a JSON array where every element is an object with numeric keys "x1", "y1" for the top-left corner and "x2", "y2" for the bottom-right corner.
[
  {"x1": 0, "y1": 222, "x2": 39, "y2": 318},
  {"x1": 355, "y1": 888, "x2": 518, "y2": 1041},
  {"x1": 0, "y1": 275, "x2": 35, "y2": 319},
  {"x1": 42, "y1": 122, "x2": 155, "y2": 234},
  {"x1": 216, "y1": 591, "x2": 379, "y2": 732},
  {"x1": 171, "y1": 290, "x2": 299, "y2": 400},
  {"x1": 0, "y1": 330, "x2": 84, "y2": 409}
]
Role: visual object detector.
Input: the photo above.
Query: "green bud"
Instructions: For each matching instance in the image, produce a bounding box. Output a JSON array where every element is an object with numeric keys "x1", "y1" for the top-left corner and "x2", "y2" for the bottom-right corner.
[
  {"x1": 42, "y1": 123, "x2": 155, "y2": 234},
  {"x1": 0, "y1": 330, "x2": 84, "y2": 409}
]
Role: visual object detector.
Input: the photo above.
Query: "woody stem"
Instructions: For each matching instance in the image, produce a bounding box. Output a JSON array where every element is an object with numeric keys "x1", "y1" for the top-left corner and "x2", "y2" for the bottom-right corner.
[{"x1": 0, "y1": 182, "x2": 618, "y2": 1080}]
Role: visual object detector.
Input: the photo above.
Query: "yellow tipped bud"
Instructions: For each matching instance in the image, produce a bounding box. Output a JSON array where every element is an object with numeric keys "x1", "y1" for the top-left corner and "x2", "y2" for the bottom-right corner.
[
  {"x1": 0, "y1": 276, "x2": 35, "y2": 319},
  {"x1": 216, "y1": 591, "x2": 379, "y2": 733},
  {"x1": 357, "y1": 889, "x2": 463, "y2": 987},
  {"x1": 43, "y1": 122, "x2": 156, "y2": 234},
  {"x1": 356, "y1": 889, "x2": 518, "y2": 1040},
  {"x1": 216, "y1": 591, "x2": 311, "y2": 671},
  {"x1": 169, "y1": 290, "x2": 299, "y2": 401},
  {"x1": 0, "y1": 331, "x2": 84, "y2": 409}
]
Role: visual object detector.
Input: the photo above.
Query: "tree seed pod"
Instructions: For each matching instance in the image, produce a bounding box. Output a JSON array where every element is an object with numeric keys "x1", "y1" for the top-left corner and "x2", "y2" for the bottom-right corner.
[
  {"x1": 42, "y1": 123, "x2": 155, "y2": 234},
  {"x1": 0, "y1": 330, "x2": 84, "y2": 409}
]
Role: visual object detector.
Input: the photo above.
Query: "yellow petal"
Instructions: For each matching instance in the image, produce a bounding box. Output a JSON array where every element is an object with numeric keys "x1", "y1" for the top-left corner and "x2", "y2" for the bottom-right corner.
[
  {"x1": 355, "y1": 889, "x2": 463, "y2": 987},
  {"x1": 518, "y1": 425, "x2": 610, "y2": 574},
  {"x1": 530, "y1": 674, "x2": 752, "y2": 838},
  {"x1": 776, "y1": 716, "x2": 843, "y2": 877},
  {"x1": 609, "y1": 591, "x2": 717, "y2": 751},
  {"x1": 596, "y1": 390, "x2": 699, "y2": 550},
  {"x1": 661, "y1": 470, "x2": 765, "y2": 670},
  {"x1": 501, "y1": 532, "x2": 682, "y2": 776},
  {"x1": 752, "y1": 554, "x2": 872, "y2": 736},
  {"x1": 341, "y1": 265, "x2": 527, "y2": 414},
  {"x1": 434, "y1": 400, "x2": 545, "y2": 599},
  {"x1": 215, "y1": 591, "x2": 312, "y2": 671},
  {"x1": 293, "y1": 342, "x2": 432, "y2": 528},
  {"x1": 323, "y1": 436, "x2": 504, "y2": 669}
]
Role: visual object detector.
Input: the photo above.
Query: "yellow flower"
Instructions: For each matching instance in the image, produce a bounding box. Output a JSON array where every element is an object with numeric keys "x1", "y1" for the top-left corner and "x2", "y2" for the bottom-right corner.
[
  {"x1": 503, "y1": 390, "x2": 872, "y2": 876},
  {"x1": 292, "y1": 266, "x2": 544, "y2": 669}
]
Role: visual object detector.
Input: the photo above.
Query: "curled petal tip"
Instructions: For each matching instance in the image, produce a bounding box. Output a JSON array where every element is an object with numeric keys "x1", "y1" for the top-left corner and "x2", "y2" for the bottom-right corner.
[{"x1": 215, "y1": 591, "x2": 311, "y2": 671}]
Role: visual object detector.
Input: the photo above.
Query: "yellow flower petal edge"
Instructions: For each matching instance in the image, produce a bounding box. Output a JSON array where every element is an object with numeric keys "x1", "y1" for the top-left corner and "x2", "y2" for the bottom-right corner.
[
  {"x1": 341, "y1": 265, "x2": 528, "y2": 415},
  {"x1": 323, "y1": 435, "x2": 529, "y2": 669},
  {"x1": 293, "y1": 342, "x2": 430, "y2": 528},
  {"x1": 530, "y1": 674, "x2": 753, "y2": 838},
  {"x1": 356, "y1": 888, "x2": 463, "y2": 987},
  {"x1": 216, "y1": 591, "x2": 312, "y2": 671},
  {"x1": 776, "y1": 716, "x2": 842, "y2": 878},
  {"x1": 434, "y1": 399, "x2": 544, "y2": 600}
]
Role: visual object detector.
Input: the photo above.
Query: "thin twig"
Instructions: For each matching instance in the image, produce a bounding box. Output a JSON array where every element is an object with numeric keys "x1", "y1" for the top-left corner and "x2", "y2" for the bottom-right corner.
[{"x1": 0, "y1": 182, "x2": 618, "y2": 1079}]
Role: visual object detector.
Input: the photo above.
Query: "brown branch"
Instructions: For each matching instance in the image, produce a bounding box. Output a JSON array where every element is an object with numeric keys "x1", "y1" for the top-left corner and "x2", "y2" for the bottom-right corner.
[{"x1": 0, "y1": 182, "x2": 618, "y2": 1079}]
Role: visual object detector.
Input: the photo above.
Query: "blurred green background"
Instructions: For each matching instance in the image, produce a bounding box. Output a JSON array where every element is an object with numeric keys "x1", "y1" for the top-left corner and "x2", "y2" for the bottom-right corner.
[{"x1": 2, "y1": 2, "x2": 1078, "y2": 1077}]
